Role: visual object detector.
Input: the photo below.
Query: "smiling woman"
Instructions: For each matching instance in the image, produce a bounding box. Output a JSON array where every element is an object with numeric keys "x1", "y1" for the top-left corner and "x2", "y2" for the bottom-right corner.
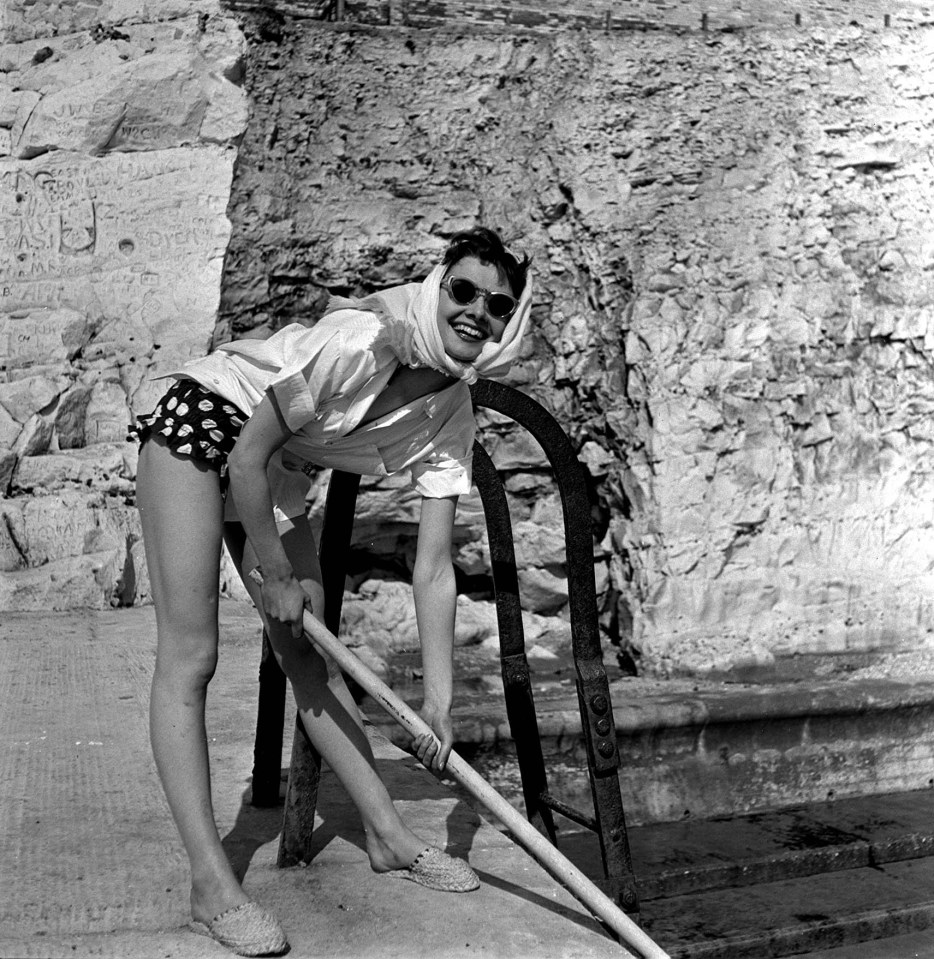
[
  {"x1": 436, "y1": 258, "x2": 514, "y2": 362},
  {"x1": 129, "y1": 227, "x2": 532, "y2": 956}
]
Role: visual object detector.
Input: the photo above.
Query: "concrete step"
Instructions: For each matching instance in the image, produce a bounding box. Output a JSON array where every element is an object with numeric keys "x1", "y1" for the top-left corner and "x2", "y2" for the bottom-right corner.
[
  {"x1": 554, "y1": 789, "x2": 934, "y2": 958},
  {"x1": 629, "y1": 789, "x2": 934, "y2": 900},
  {"x1": 366, "y1": 648, "x2": 934, "y2": 827},
  {"x1": 642, "y1": 857, "x2": 934, "y2": 959}
]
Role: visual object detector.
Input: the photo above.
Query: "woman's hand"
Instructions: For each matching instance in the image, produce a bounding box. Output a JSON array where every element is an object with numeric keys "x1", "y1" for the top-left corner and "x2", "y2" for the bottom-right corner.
[
  {"x1": 414, "y1": 701, "x2": 455, "y2": 773},
  {"x1": 260, "y1": 572, "x2": 308, "y2": 639}
]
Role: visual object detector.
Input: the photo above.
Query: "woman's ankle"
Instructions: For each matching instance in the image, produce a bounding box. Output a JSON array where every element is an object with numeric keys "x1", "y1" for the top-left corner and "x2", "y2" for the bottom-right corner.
[
  {"x1": 189, "y1": 872, "x2": 250, "y2": 923},
  {"x1": 365, "y1": 823, "x2": 429, "y2": 872}
]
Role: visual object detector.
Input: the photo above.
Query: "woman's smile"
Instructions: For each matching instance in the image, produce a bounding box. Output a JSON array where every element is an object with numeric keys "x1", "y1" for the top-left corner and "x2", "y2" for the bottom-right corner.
[{"x1": 436, "y1": 256, "x2": 512, "y2": 363}]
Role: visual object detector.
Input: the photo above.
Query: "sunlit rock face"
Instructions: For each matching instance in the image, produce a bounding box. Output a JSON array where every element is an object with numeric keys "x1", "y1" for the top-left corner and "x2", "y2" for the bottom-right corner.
[
  {"x1": 221, "y1": 15, "x2": 934, "y2": 677},
  {"x1": 4, "y1": 1, "x2": 934, "y2": 682},
  {"x1": 0, "y1": 1, "x2": 248, "y2": 609}
]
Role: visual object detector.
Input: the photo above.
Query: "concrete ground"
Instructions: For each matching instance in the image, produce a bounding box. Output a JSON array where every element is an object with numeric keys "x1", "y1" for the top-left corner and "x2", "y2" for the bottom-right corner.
[{"x1": 0, "y1": 601, "x2": 642, "y2": 959}]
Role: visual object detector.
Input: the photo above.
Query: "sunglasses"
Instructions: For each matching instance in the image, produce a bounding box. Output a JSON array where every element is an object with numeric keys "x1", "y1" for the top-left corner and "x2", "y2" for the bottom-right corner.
[{"x1": 441, "y1": 276, "x2": 518, "y2": 321}]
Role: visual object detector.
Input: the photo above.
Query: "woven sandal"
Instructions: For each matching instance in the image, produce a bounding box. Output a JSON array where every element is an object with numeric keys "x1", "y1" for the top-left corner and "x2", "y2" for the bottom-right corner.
[
  {"x1": 190, "y1": 901, "x2": 289, "y2": 956},
  {"x1": 386, "y1": 846, "x2": 480, "y2": 893}
]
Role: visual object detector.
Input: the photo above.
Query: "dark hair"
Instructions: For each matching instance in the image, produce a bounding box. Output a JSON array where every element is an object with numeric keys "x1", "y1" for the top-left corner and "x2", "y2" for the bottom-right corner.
[{"x1": 442, "y1": 227, "x2": 531, "y2": 297}]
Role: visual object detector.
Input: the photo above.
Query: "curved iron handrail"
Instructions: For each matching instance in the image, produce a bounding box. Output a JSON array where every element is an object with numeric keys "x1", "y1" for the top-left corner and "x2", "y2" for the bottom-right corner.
[
  {"x1": 470, "y1": 379, "x2": 638, "y2": 912},
  {"x1": 252, "y1": 380, "x2": 639, "y2": 910}
]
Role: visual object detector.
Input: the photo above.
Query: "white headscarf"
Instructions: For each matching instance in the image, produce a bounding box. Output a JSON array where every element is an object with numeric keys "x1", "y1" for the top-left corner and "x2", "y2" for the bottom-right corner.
[{"x1": 322, "y1": 263, "x2": 533, "y2": 384}]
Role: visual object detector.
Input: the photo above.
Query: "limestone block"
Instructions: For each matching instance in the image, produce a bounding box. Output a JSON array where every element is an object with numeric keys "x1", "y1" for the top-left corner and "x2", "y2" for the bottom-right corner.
[
  {"x1": 529, "y1": 492, "x2": 564, "y2": 529},
  {"x1": 340, "y1": 580, "x2": 420, "y2": 660},
  {"x1": 11, "y1": 443, "x2": 131, "y2": 494},
  {"x1": 53, "y1": 383, "x2": 93, "y2": 448},
  {"x1": 0, "y1": 403, "x2": 20, "y2": 448},
  {"x1": 489, "y1": 430, "x2": 550, "y2": 471},
  {"x1": 0, "y1": 86, "x2": 39, "y2": 131},
  {"x1": 0, "y1": 450, "x2": 15, "y2": 495},
  {"x1": 126, "y1": 538, "x2": 151, "y2": 606},
  {"x1": 1, "y1": 0, "x2": 219, "y2": 43},
  {"x1": 579, "y1": 440, "x2": 613, "y2": 477},
  {"x1": 0, "y1": 372, "x2": 68, "y2": 423},
  {"x1": 84, "y1": 379, "x2": 129, "y2": 445},
  {"x1": 0, "y1": 506, "x2": 25, "y2": 570},
  {"x1": 452, "y1": 530, "x2": 490, "y2": 577},
  {"x1": 1, "y1": 148, "x2": 235, "y2": 381},
  {"x1": 512, "y1": 519, "x2": 567, "y2": 568},
  {"x1": 0, "y1": 551, "x2": 122, "y2": 611},
  {"x1": 199, "y1": 74, "x2": 250, "y2": 145},
  {"x1": 0, "y1": 308, "x2": 92, "y2": 369},
  {"x1": 518, "y1": 566, "x2": 570, "y2": 614},
  {"x1": 18, "y1": 50, "x2": 231, "y2": 158},
  {"x1": 198, "y1": 11, "x2": 249, "y2": 82},
  {"x1": 11, "y1": 412, "x2": 52, "y2": 456},
  {"x1": 5, "y1": 490, "x2": 131, "y2": 568}
]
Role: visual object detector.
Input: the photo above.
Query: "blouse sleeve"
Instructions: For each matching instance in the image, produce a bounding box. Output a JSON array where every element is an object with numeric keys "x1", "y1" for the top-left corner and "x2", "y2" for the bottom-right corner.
[{"x1": 409, "y1": 388, "x2": 476, "y2": 498}]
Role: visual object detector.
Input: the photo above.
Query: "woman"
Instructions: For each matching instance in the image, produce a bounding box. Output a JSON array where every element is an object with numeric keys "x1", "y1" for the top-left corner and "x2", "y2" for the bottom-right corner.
[{"x1": 133, "y1": 227, "x2": 532, "y2": 956}]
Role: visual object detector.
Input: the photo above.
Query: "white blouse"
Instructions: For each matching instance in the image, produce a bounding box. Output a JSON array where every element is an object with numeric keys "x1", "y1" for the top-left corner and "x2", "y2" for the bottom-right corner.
[{"x1": 172, "y1": 313, "x2": 475, "y2": 518}]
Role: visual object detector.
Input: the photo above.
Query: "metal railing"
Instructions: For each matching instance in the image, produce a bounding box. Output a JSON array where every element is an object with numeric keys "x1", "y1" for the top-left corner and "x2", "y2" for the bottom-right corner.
[{"x1": 251, "y1": 379, "x2": 639, "y2": 913}]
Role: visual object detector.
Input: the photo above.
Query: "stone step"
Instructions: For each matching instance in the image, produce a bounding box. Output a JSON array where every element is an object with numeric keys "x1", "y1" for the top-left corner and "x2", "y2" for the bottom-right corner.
[
  {"x1": 366, "y1": 660, "x2": 934, "y2": 826},
  {"x1": 554, "y1": 789, "x2": 934, "y2": 958},
  {"x1": 628, "y1": 788, "x2": 934, "y2": 900},
  {"x1": 641, "y1": 856, "x2": 934, "y2": 959}
]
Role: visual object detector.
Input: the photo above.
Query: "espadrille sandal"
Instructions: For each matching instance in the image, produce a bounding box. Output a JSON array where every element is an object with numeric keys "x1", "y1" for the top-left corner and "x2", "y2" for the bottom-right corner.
[
  {"x1": 190, "y1": 900, "x2": 289, "y2": 956},
  {"x1": 385, "y1": 846, "x2": 480, "y2": 893}
]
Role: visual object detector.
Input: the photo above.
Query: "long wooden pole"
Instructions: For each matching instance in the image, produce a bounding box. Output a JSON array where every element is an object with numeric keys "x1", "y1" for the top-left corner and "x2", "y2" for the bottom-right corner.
[{"x1": 255, "y1": 576, "x2": 670, "y2": 959}]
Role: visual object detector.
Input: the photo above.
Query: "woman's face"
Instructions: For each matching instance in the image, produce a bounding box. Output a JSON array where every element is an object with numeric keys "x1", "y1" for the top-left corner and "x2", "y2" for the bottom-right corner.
[{"x1": 436, "y1": 256, "x2": 513, "y2": 363}]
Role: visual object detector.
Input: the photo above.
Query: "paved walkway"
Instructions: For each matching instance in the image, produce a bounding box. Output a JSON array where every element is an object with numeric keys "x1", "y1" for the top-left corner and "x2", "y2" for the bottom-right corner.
[{"x1": 0, "y1": 602, "x2": 635, "y2": 959}]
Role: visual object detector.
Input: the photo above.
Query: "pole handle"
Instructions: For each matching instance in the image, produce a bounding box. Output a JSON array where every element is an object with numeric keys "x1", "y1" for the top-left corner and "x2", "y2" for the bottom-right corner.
[{"x1": 248, "y1": 569, "x2": 669, "y2": 959}]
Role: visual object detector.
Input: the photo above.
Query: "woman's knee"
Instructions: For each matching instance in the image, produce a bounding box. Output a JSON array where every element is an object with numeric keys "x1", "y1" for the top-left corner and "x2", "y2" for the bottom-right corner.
[{"x1": 154, "y1": 634, "x2": 219, "y2": 689}]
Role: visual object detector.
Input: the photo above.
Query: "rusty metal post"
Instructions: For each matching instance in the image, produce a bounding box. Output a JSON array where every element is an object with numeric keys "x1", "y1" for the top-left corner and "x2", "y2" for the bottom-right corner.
[
  {"x1": 277, "y1": 470, "x2": 361, "y2": 864},
  {"x1": 473, "y1": 443, "x2": 558, "y2": 844},
  {"x1": 471, "y1": 379, "x2": 640, "y2": 915}
]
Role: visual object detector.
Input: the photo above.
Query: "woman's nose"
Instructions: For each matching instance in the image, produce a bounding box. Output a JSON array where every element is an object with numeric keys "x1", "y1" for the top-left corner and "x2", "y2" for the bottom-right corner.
[{"x1": 466, "y1": 299, "x2": 491, "y2": 324}]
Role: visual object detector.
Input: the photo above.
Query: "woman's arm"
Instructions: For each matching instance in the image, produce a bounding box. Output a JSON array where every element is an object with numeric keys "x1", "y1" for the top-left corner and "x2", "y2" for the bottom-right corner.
[
  {"x1": 412, "y1": 494, "x2": 459, "y2": 771},
  {"x1": 227, "y1": 392, "x2": 307, "y2": 637}
]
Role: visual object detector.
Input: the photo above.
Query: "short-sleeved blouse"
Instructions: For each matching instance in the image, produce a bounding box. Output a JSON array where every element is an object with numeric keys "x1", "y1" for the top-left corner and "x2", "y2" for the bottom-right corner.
[{"x1": 173, "y1": 312, "x2": 475, "y2": 517}]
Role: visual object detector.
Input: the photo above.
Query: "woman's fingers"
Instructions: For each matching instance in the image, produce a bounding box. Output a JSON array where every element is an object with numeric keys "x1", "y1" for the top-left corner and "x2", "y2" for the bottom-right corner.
[
  {"x1": 437, "y1": 737, "x2": 452, "y2": 771},
  {"x1": 414, "y1": 732, "x2": 440, "y2": 770}
]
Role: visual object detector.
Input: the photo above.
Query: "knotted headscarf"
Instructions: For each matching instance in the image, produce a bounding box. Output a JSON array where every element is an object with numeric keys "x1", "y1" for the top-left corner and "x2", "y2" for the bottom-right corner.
[{"x1": 322, "y1": 263, "x2": 533, "y2": 384}]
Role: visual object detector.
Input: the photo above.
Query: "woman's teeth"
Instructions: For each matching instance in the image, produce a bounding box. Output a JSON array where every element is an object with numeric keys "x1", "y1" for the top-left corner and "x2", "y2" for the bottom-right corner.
[{"x1": 453, "y1": 323, "x2": 484, "y2": 341}]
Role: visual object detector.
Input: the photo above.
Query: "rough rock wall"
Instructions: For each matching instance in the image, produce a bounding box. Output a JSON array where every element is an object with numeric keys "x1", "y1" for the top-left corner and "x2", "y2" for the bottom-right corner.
[
  {"x1": 220, "y1": 16, "x2": 934, "y2": 676},
  {"x1": 0, "y1": 1, "x2": 248, "y2": 608},
  {"x1": 329, "y1": 0, "x2": 931, "y2": 31}
]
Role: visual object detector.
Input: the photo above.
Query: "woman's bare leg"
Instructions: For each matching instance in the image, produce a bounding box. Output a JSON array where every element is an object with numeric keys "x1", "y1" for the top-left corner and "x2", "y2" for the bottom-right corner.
[
  {"x1": 232, "y1": 516, "x2": 428, "y2": 870},
  {"x1": 137, "y1": 438, "x2": 248, "y2": 923}
]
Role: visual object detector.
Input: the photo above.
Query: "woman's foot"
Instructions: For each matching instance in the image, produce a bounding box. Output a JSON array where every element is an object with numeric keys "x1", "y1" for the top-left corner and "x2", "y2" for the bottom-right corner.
[
  {"x1": 190, "y1": 875, "x2": 251, "y2": 927},
  {"x1": 384, "y1": 846, "x2": 480, "y2": 893},
  {"x1": 190, "y1": 901, "x2": 289, "y2": 957},
  {"x1": 365, "y1": 825, "x2": 431, "y2": 873},
  {"x1": 365, "y1": 825, "x2": 479, "y2": 893}
]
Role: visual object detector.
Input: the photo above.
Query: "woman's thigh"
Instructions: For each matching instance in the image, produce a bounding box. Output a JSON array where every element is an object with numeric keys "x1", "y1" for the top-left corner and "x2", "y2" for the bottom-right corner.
[{"x1": 137, "y1": 437, "x2": 225, "y2": 657}]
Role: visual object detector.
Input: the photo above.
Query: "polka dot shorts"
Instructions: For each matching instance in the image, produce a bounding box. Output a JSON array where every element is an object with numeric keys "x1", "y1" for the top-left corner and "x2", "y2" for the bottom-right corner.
[{"x1": 128, "y1": 379, "x2": 247, "y2": 478}]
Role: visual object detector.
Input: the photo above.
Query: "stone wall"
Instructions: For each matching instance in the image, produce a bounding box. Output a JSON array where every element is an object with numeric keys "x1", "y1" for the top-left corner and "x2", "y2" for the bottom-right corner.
[
  {"x1": 219, "y1": 14, "x2": 934, "y2": 677},
  {"x1": 5, "y1": 1, "x2": 934, "y2": 682},
  {"x1": 0, "y1": 0, "x2": 248, "y2": 608},
  {"x1": 230, "y1": 0, "x2": 932, "y2": 32}
]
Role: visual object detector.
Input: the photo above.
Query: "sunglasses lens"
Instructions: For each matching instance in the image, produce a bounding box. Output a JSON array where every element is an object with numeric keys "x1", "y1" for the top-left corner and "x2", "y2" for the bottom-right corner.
[
  {"x1": 448, "y1": 278, "x2": 477, "y2": 305},
  {"x1": 446, "y1": 277, "x2": 517, "y2": 319},
  {"x1": 486, "y1": 294, "x2": 516, "y2": 319}
]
